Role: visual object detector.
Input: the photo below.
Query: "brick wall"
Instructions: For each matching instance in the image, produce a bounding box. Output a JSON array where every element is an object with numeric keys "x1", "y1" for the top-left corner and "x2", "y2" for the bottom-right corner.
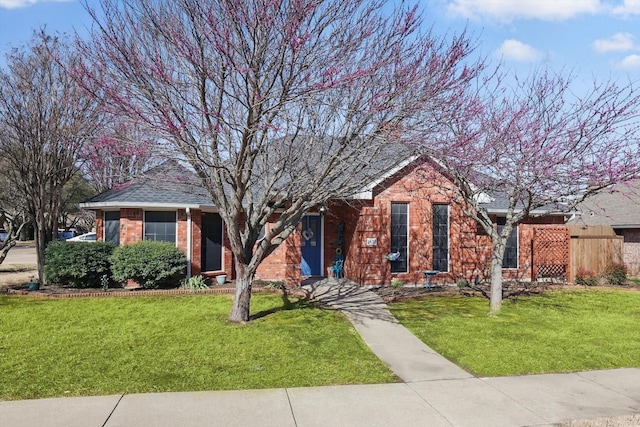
[
  {"x1": 255, "y1": 214, "x2": 302, "y2": 286},
  {"x1": 177, "y1": 209, "x2": 188, "y2": 254},
  {"x1": 622, "y1": 229, "x2": 640, "y2": 277},
  {"x1": 332, "y1": 163, "x2": 568, "y2": 286},
  {"x1": 91, "y1": 207, "x2": 233, "y2": 280},
  {"x1": 191, "y1": 210, "x2": 203, "y2": 276},
  {"x1": 88, "y1": 160, "x2": 569, "y2": 286},
  {"x1": 95, "y1": 209, "x2": 103, "y2": 241},
  {"x1": 120, "y1": 208, "x2": 143, "y2": 244}
]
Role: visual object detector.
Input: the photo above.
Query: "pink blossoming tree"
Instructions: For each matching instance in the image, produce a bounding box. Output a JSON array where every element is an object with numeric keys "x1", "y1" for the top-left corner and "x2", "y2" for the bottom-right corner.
[
  {"x1": 420, "y1": 69, "x2": 640, "y2": 314},
  {"x1": 75, "y1": 0, "x2": 484, "y2": 321},
  {"x1": 80, "y1": 120, "x2": 158, "y2": 193}
]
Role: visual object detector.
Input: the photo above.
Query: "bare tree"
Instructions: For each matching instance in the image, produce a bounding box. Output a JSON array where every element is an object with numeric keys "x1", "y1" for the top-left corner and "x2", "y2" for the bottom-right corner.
[
  {"x1": 80, "y1": 119, "x2": 159, "y2": 193},
  {"x1": 59, "y1": 173, "x2": 97, "y2": 232},
  {"x1": 0, "y1": 157, "x2": 30, "y2": 264},
  {"x1": 418, "y1": 69, "x2": 640, "y2": 314},
  {"x1": 76, "y1": 0, "x2": 484, "y2": 321},
  {"x1": 0, "y1": 31, "x2": 102, "y2": 282}
]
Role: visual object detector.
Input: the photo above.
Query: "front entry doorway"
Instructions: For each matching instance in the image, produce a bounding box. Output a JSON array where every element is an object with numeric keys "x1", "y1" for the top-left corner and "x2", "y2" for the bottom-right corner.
[
  {"x1": 201, "y1": 212, "x2": 223, "y2": 272},
  {"x1": 300, "y1": 214, "x2": 323, "y2": 276}
]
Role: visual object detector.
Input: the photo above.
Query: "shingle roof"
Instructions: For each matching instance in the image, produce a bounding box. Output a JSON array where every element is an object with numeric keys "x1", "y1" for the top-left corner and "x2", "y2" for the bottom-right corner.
[
  {"x1": 81, "y1": 160, "x2": 215, "y2": 209},
  {"x1": 81, "y1": 155, "x2": 571, "y2": 216},
  {"x1": 568, "y1": 180, "x2": 640, "y2": 228},
  {"x1": 479, "y1": 191, "x2": 569, "y2": 215}
]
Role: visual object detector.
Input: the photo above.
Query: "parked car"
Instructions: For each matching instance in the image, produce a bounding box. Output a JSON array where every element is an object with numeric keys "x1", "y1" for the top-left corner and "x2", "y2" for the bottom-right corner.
[
  {"x1": 0, "y1": 229, "x2": 7, "y2": 242},
  {"x1": 66, "y1": 232, "x2": 97, "y2": 242},
  {"x1": 58, "y1": 230, "x2": 75, "y2": 240}
]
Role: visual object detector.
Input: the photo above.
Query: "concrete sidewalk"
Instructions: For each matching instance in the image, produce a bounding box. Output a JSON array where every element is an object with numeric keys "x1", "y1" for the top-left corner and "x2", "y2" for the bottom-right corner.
[
  {"x1": 3, "y1": 369, "x2": 640, "y2": 427},
  {"x1": 2, "y1": 279, "x2": 639, "y2": 426}
]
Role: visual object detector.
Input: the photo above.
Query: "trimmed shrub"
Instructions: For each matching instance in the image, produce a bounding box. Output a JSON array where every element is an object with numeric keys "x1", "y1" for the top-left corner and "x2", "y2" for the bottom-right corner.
[
  {"x1": 110, "y1": 241, "x2": 187, "y2": 289},
  {"x1": 44, "y1": 241, "x2": 115, "y2": 288},
  {"x1": 603, "y1": 262, "x2": 628, "y2": 286},
  {"x1": 575, "y1": 268, "x2": 598, "y2": 286}
]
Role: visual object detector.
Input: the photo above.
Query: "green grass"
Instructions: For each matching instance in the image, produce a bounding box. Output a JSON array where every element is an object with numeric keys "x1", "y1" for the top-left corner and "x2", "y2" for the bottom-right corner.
[
  {"x1": 389, "y1": 289, "x2": 640, "y2": 377},
  {"x1": 0, "y1": 294, "x2": 397, "y2": 400}
]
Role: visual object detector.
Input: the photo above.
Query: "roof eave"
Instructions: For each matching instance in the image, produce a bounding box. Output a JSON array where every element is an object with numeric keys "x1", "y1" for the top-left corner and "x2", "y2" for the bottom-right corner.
[
  {"x1": 349, "y1": 155, "x2": 419, "y2": 200},
  {"x1": 484, "y1": 208, "x2": 571, "y2": 216},
  {"x1": 79, "y1": 201, "x2": 212, "y2": 210},
  {"x1": 612, "y1": 224, "x2": 640, "y2": 229}
]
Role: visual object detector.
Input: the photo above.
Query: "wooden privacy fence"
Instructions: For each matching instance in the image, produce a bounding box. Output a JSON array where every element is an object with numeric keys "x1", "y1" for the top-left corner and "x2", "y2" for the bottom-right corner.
[{"x1": 568, "y1": 225, "x2": 623, "y2": 282}]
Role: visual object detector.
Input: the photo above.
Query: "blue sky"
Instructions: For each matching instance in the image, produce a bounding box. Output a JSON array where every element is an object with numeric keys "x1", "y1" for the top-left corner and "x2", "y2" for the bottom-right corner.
[{"x1": 1, "y1": 0, "x2": 640, "y2": 84}]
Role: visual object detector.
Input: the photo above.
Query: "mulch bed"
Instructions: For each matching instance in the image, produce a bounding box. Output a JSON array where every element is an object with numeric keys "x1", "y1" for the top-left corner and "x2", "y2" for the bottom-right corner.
[
  {"x1": 369, "y1": 281, "x2": 640, "y2": 303},
  {"x1": 6, "y1": 280, "x2": 637, "y2": 301},
  {"x1": 5, "y1": 282, "x2": 309, "y2": 299},
  {"x1": 369, "y1": 280, "x2": 552, "y2": 302}
]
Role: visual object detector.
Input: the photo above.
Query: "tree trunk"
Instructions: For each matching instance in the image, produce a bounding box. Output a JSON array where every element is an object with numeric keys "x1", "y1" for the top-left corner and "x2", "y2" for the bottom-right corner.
[
  {"x1": 489, "y1": 242, "x2": 507, "y2": 315},
  {"x1": 35, "y1": 214, "x2": 47, "y2": 285},
  {"x1": 229, "y1": 261, "x2": 254, "y2": 322}
]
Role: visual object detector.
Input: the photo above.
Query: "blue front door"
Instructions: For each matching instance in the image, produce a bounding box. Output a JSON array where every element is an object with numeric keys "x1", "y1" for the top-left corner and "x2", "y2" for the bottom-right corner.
[{"x1": 301, "y1": 215, "x2": 322, "y2": 276}]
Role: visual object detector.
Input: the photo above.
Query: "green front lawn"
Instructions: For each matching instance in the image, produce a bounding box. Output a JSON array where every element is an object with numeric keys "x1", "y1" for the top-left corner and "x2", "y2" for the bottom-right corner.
[
  {"x1": 0, "y1": 294, "x2": 397, "y2": 400},
  {"x1": 390, "y1": 289, "x2": 640, "y2": 377}
]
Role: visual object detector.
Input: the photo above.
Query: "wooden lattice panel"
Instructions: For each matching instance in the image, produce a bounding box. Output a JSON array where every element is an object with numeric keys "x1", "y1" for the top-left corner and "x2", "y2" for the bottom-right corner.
[{"x1": 533, "y1": 226, "x2": 570, "y2": 281}]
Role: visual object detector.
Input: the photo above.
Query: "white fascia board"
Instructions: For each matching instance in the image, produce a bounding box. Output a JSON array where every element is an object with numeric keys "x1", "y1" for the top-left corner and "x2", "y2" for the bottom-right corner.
[
  {"x1": 473, "y1": 192, "x2": 493, "y2": 204},
  {"x1": 79, "y1": 201, "x2": 210, "y2": 210},
  {"x1": 349, "y1": 190, "x2": 373, "y2": 200},
  {"x1": 348, "y1": 155, "x2": 419, "y2": 200}
]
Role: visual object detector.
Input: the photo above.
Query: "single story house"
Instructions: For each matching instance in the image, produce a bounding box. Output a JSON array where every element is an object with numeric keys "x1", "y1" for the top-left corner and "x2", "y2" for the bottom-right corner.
[
  {"x1": 568, "y1": 180, "x2": 640, "y2": 277},
  {"x1": 80, "y1": 159, "x2": 571, "y2": 286}
]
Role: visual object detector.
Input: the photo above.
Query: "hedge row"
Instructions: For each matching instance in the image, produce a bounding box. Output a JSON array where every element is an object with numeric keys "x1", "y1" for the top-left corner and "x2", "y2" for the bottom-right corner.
[{"x1": 44, "y1": 240, "x2": 187, "y2": 289}]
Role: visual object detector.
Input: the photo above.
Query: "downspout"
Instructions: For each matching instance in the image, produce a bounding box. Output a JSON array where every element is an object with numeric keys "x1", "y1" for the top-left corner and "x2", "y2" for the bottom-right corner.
[{"x1": 186, "y1": 207, "x2": 192, "y2": 278}]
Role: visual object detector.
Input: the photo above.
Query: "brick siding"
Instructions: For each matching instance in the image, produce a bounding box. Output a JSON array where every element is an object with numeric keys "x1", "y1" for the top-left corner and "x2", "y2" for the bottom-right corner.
[
  {"x1": 89, "y1": 162, "x2": 568, "y2": 285},
  {"x1": 622, "y1": 229, "x2": 640, "y2": 277}
]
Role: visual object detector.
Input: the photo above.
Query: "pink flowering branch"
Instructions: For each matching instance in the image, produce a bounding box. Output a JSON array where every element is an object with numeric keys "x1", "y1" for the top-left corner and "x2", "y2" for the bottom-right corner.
[
  {"x1": 73, "y1": 0, "x2": 485, "y2": 322},
  {"x1": 417, "y1": 68, "x2": 640, "y2": 314}
]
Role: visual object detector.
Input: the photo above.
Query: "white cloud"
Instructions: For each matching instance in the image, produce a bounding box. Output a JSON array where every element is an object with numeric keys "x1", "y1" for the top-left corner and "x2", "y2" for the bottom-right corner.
[
  {"x1": 494, "y1": 39, "x2": 543, "y2": 62},
  {"x1": 612, "y1": 0, "x2": 640, "y2": 16},
  {"x1": 616, "y1": 54, "x2": 640, "y2": 70},
  {"x1": 0, "y1": 0, "x2": 72, "y2": 10},
  {"x1": 448, "y1": 0, "x2": 603, "y2": 22},
  {"x1": 593, "y1": 33, "x2": 638, "y2": 53}
]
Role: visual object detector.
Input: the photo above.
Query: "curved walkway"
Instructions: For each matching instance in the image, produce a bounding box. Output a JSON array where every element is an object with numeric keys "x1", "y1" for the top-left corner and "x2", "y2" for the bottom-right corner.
[
  {"x1": 2, "y1": 279, "x2": 640, "y2": 427},
  {"x1": 304, "y1": 279, "x2": 472, "y2": 382}
]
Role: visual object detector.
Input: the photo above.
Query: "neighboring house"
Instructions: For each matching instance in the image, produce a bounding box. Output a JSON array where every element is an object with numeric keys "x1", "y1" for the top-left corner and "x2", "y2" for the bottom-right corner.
[
  {"x1": 80, "y1": 159, "x2": 570, "y2": 286},
  {"x1": 568, "y1": 180, "x2": 640, "y2": 277}
]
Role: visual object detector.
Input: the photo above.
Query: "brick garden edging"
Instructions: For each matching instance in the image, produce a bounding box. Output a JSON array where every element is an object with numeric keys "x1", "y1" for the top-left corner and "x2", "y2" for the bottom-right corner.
[{"x1": 6, "y1": 286, "x2": 310, "y2": 299}]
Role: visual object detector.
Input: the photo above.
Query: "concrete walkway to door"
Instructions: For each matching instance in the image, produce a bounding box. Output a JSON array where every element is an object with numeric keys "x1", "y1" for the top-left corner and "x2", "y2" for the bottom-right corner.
[{"x1": 303, "y1": 278, "x2": 472, "y2": 382}]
